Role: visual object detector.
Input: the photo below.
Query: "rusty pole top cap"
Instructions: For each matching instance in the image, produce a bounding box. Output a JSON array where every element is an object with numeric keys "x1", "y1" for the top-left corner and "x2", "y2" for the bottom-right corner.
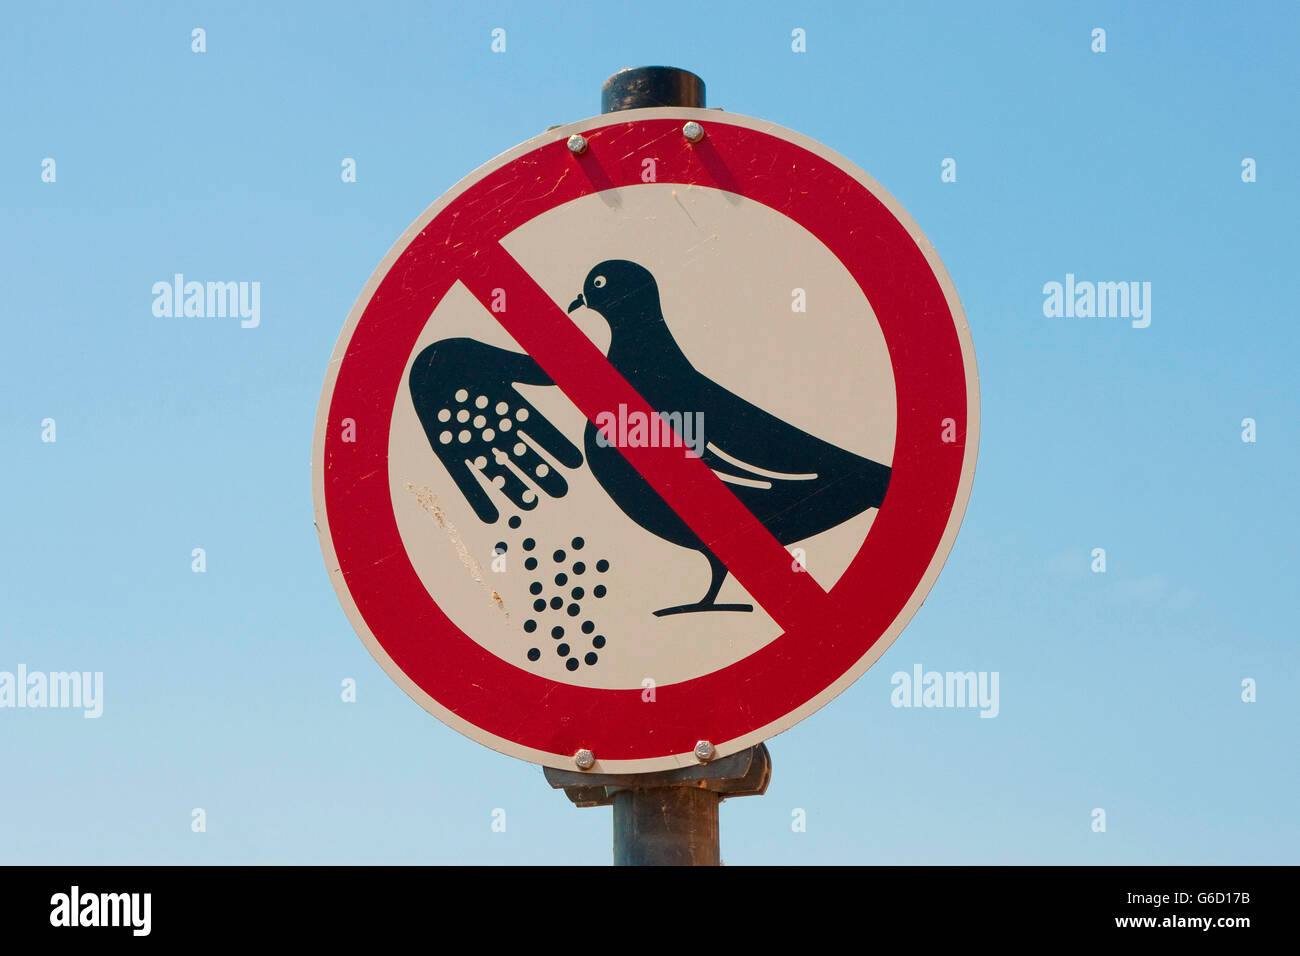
[{"x1": 601, "y1": 66, "x2": 706, "y2": 113}]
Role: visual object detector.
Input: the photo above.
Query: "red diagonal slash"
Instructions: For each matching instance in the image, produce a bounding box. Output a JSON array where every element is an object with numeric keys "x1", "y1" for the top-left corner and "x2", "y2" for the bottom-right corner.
[{"x1": 461, "y1": 243, "x2": 833, "y2": 636}]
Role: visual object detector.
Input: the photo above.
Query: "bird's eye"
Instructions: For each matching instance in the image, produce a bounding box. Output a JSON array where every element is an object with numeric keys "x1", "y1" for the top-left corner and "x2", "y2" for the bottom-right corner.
[{"x1": 593, "y1": 275, "x2": 606, "y2": 288}]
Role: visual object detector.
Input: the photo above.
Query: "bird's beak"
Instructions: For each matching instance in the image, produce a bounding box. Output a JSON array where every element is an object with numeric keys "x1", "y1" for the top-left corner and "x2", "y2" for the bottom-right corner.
[{"x1": 567, "y1": 293, "x2": 584, "y2": 313}]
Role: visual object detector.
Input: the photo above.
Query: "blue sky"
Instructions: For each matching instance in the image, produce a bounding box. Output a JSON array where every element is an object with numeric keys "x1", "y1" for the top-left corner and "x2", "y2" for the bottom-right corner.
[{"x1": 1, "y1": 0, "x2": 1296, "y2": 864}]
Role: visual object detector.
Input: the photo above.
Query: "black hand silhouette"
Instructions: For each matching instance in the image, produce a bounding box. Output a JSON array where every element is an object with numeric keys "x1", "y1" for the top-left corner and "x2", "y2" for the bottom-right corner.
[{"x1": 409, "y1": 338, "x2": 583, "y2": 523}]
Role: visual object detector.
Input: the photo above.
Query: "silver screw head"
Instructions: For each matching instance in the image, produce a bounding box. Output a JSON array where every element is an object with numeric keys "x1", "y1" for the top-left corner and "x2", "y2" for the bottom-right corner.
[
  {"x1": 574, "y1": 748, "x2": 595, "y2": 770},
  {"x1": 682, "y1": 121, "x2": 705, "y2": 143},
  {"x1": 566, "y1": 134, "x2": 588, "y2": 155},
  {"x1": 694, "y1": 740, "x2": 716, "y2": 762}
]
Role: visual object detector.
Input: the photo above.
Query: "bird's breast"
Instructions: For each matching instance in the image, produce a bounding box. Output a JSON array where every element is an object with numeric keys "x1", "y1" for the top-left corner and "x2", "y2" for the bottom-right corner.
[{"x1": 581, "y1": 420, "x2": 704, "y2": 552}]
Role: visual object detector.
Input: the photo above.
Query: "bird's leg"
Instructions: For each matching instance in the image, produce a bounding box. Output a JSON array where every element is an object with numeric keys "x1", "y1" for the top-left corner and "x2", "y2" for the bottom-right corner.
[{"x1": 653, "y1": 551, "x2": 754, "y2": 617}]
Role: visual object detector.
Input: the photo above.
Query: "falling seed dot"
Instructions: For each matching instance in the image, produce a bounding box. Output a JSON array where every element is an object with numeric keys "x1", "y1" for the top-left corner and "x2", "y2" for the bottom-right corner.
[
  {"x1": 475, "y1": 395, "x2": 488, "y2": 409},
  {"x1": 551, "y1": 626, "x2": 564, "y2": 639},
  {"x1": 513, "y1": 442, "x2": 527, "y2": 456},
  {"x1": 593, "y1": 585, "x2": 606, "y2": 598},
  {"x1": 439, "y1": 432, "x2": 452, "y2": 445},
  {"x1": 533, "y1": 599, "x2": 546, "y2": 612},
  {"x1": 584, "y1": 653, "x2": 598, "y2": 666},
  {"x1": 474, "y1": 455, "x2": 488, "y2": 468},
  {"x1": 508, "y1": 516, "x2": 521, "y2": 529},
  {"x1": 565, "y1": 658, "x2": 579, "y2": 671},
  {"x1": 557, "y1": 643, "x2": 570, "y2": 656},
  {"x1": 523, "y1": 620, "x2": 537, "y2": 633},
  {"x1": 499, "y1": 419, "x2": 512, "y2": 431},
  {"x1": 482, "y1": 428, "x2": 495, "y2": 442},
  {"x1": 529, "y1": 581, "x2": 543, "y2": 595},
  {"x1": 572, "y1": 587, "x2": 585, "y2": 600},
  {"x1": 523, "y1": 538, "x2": 535, "y2": 551},
  {"x1": 473, "y1": 415, "x2": 486, "y2": 429},
  {"x1": 567, "y1": 604, "x2": 580, "y2": 617},
  {"x1": 527, "y1": 648, "x2": 540, "y2": 661},
  {"x1": 495, "y1": 401, "x2": 509, "y2": 415},
  {"x1": 524, "y1": 557, "x2": 538, "y2": 570},
  {"x1": 492, "y1": 476, "x2": 506, "y2": 488},
  {"x1": 572, "y1": 537, "x2": 585, "y2": 550},
  {"x1": 516, "y1": 408, "x2": 530, "y2": 422},
  {"x1": 573, "y1": 562, "x2": 586, "y2": 575},
  {"x1": 457, "y1": 409, "x2": 470, "y2": 423},
  {"x1": 553, "y1": 550, "x2": 566, "y2": 562},
  {"x1": 521, "y1": 490, "x2": 536, "y2": 503},
  {"x1": 592, "y1": 635, "x2": 606, "y2": 649},
  {"x1": 536, "y1": 463, "x2": 549, "y2": 478},
  {"x1": 455, "y1": 389, "x2": 469, "y2": 402},
  {"x1": 550, "y1": 596, "x2": 563, "y2": 610},
  {"x1": 494, "y1": 541, "x2": 507, "y2": 554},
  {"x1": 458, "y1": 430, "x2": 472, "y2": 443},
  {"x1": 596, "y1": 560, "x2": 610, "y2": 572},
  {"x1": 581, "y1": 620, "x2": 594, "y2": 634},
  {"x1": 437, "y1": 408, "x2": 451, "y2": 422},
  {"x1": 555, "y1": 573, "x2": 568, "y2": 587}
]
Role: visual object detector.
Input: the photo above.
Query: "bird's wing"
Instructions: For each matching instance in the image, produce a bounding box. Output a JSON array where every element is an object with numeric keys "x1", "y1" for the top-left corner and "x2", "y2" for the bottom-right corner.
[
  {"x1": 689, "y1": 382, "x2": 892, "y2": 538},
  {"x1": 702, "y1": 442, "x2": 819, "y2": 491},
  {"x1": 691, "y1": 380, "x2": 871, "y2": 480}
]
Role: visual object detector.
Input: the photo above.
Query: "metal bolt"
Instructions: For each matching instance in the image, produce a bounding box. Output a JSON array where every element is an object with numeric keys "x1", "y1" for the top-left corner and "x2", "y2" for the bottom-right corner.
[
  {"x1": 682, "y1": 121, "x2": 705, "y2": 143},
  {"x1": 693, "y1": 740, "x2": 716, "y2": 762},
  {"x1": 574, "y1": 748, "x2": 595, "y2": 770},
  {"x1": 567, "y1": 134, "x2": 588, "y2": 155}
]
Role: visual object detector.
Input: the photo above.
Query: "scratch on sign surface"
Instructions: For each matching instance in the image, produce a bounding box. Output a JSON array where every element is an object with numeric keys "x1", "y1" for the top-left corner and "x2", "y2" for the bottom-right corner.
[{"x1": 405, "y1": 482, "x2": 509, "y2": 618}]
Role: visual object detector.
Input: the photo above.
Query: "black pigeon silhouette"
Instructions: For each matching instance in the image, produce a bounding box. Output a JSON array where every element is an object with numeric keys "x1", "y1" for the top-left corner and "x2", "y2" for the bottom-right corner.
[{"x1": 568, "y1": 259, "x2": 892, "y2": 616}]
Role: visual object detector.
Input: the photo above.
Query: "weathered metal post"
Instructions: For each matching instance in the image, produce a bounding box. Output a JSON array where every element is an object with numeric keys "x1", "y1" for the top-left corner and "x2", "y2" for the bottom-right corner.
[
  {"x1": 612, "y1": 787, "x2": 720, "y2": 866},
  {"x1": 545, "y1": 741, "x2": 772, "y2": 866},
  {"x1": 543, "y1": 68, "x2": 772, "y2": 867}
]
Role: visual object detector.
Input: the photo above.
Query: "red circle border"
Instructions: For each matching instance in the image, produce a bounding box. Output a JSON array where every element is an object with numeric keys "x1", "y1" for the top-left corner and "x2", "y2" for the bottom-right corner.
[{"x1": 320, "y1": 116, "x2": 970, "y2": 762}]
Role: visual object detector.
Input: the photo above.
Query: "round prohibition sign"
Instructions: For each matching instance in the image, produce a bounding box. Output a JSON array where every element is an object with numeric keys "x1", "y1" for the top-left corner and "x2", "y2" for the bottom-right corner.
[{"x1": 312, "y1": 107, "x2": 979, "y2": 773}]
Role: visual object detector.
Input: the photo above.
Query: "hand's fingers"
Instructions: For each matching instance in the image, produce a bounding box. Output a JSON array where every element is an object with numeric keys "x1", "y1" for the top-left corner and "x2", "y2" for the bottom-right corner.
[
  {"x1": 410, "y1": 337, "x2": 586, "y2": 522},
  {"x1": 445, "y1": 455, "x2": 499, "y2": 524},
  {"x1": 509, "y1": 397, "x2": 583, "y2": 468},
  {"x1": 506, "y1": 436, "x2": 570, "y2": 499},
  {"x1": 478, "y1": 448, "x2": 540, "y2": 512}
]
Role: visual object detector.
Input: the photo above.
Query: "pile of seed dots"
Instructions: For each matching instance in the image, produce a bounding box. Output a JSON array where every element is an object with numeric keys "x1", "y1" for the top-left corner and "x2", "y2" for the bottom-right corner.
[{"x1": 495, "y1": 523, "x2": 611, "y2": 671}]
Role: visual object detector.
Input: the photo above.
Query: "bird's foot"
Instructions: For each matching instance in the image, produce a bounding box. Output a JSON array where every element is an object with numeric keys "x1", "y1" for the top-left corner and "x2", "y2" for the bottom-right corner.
[{"x1": 652, "y1": 601, "x2": 754, "y2": 617}]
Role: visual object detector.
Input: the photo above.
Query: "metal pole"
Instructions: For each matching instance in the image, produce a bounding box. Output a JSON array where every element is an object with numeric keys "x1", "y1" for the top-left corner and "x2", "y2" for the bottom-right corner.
[
  {"x1": 545, "y1": 743, "x2": 770, "y2": 866},
  {"x1": 604, "y1": 66, "x2": 714, "y2": 868},
  {"x1": 543, "y1": 68, "x2": 771, "y2": 867},
  {"x1": 612, "y1": 787, "x2": 719, "y2": 866}
]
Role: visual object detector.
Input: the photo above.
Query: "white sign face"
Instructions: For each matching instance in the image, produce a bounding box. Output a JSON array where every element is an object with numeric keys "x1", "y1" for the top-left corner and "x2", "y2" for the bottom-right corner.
[
  {"x1": 313, "y1": 107, "x2": 978, "y2": 773},
  {"x1": 388, "y1": 183, "x2": 898, "y2": 688}
]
